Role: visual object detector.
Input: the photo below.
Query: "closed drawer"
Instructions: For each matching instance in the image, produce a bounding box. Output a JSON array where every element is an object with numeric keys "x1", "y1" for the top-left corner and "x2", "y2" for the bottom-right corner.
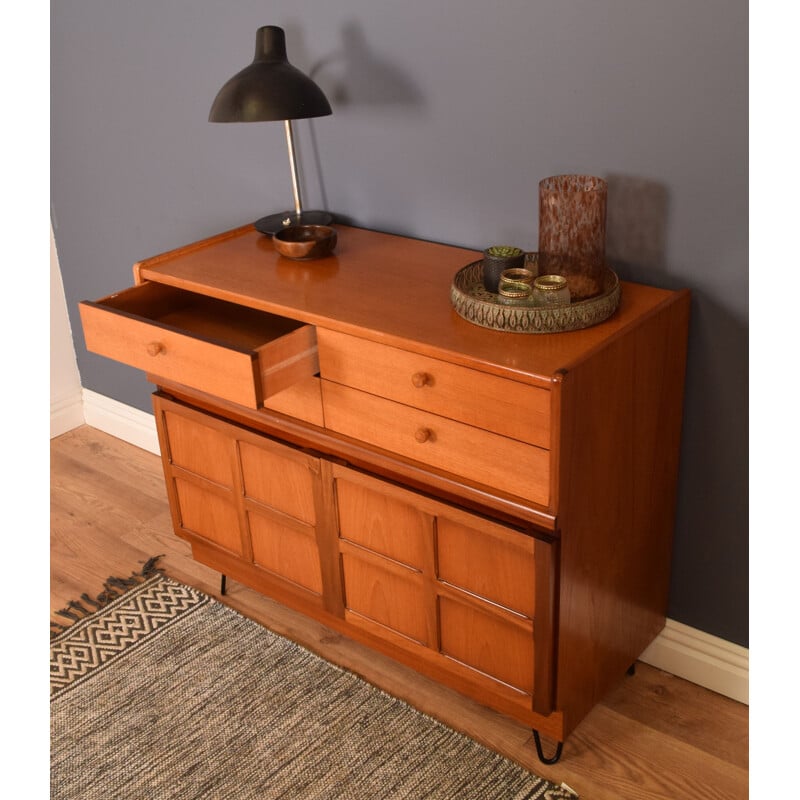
[
  {"x1": 317, "y1": 329, "x2": 550, "y2": 449},
  {"x1": 80, "y1": 282, "x2": 318, "y2": 409},
  {"x1": 322, "y1": 381, "x2": 550, "y2": 507}
]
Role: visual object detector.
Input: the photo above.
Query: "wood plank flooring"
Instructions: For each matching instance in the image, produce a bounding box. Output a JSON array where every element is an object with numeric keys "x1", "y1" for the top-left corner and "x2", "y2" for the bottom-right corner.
[{"x1": 50, "y1": 425, "x2": 749, "y2": 800}]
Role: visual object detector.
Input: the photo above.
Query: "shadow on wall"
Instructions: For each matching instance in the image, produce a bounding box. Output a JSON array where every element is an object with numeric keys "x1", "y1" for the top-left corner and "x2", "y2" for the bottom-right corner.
[
  {"x1": 605, "y1": 173, "x2": 671, "y2": 285},
  {"x1": 604, "y1": 172, "x2": 748, "y2": 645},
  {"x1": 299, "y1": 21, "x2": 424, "y2": 228},
  {"x1": 311, "y1": 21, "x2": 425, "y2": 107},
  {"x1": 669, "y1": 289, "x2": 748, "y2": 643}
]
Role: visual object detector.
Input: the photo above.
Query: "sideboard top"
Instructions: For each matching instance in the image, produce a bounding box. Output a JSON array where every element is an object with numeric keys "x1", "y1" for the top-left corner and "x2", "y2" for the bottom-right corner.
[{"x1": 134, "y1": 223, "x2": 686, "y2": 386}]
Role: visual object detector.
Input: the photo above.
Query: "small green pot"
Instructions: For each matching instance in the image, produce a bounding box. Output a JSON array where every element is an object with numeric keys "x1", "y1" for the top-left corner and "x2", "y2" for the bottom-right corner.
[{"x1": 482, "y1": 246, "x2": 525, "y2": 293}]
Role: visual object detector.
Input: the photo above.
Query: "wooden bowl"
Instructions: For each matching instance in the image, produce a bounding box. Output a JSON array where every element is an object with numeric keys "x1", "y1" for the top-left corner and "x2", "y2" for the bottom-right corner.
[{"x1": 273, "y1": 225, "x2": 337, "y2": 260}]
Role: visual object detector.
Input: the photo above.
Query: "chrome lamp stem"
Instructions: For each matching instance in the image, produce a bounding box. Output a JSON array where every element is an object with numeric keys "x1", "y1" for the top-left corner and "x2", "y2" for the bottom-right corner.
[{"x1": 284, "y1": 119, "x2": 303, "y2": 218}]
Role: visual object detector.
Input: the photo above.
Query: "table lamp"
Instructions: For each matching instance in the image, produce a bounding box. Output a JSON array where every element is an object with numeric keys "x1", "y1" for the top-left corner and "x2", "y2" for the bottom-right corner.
[{"x1": 209, "y1": 25, "x2": 333, "y2": 235}]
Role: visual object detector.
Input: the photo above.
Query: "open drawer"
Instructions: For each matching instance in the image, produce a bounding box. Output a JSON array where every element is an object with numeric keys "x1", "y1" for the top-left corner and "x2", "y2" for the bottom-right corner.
[{"x1": 79, "y1": 282, "x2": 318, "y2": 409}]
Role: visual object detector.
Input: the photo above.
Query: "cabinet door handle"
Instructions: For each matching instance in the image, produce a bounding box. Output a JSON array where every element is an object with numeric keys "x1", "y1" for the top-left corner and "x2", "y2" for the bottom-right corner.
[
  {"x1": 411, "y1": 371, "x2": 431, "y2": 388},
  {"x1": 146, "y1": 341, "x2": 165, "y2": 356},
  {"x1": 415, "y1": 427, "x2": 433, "y2": 443}
]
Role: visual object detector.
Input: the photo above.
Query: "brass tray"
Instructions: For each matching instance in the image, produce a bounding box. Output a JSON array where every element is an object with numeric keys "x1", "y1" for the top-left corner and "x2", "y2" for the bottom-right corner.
[{"x1": 450, "y1": 254, "x2": 621, "y2": 334}]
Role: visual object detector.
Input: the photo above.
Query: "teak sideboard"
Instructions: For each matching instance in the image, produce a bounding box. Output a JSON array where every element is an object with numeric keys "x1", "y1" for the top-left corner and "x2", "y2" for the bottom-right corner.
[{"x1": 79, "y1": 223, "x2": 690, "y2": 762}]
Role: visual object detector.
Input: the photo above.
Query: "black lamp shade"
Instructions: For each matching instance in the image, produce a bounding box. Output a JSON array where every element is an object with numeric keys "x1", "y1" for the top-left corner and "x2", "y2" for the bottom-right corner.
[{"x1": 209, "y1": 26, "x2": 332, "y2": 122}]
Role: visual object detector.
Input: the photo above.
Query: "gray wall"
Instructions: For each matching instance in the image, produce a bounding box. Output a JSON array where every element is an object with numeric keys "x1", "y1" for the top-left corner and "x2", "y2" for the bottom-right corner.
[{"x1": 51, "y1": 1, "x2": 748, "y2": 647}]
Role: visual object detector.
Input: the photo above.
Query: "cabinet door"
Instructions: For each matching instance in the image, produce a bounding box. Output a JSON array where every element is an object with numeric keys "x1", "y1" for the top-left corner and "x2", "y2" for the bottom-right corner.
[
  {"x1": 239, "y1": 436, "x2": 323, "y2": 595},
  {"x1": 331, "y1": 464, "x2": 556, "y2": 715},
  {"x1": 153, "y1": 394, "x2": 332, "y2": 607},
  {"x1": 159, "y1": 405, "x2": 246, "y2": 556}
]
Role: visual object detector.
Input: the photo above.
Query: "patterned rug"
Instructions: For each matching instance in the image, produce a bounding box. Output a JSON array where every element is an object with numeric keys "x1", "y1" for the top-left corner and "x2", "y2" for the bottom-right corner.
[{"x1": 50, "y1": 560, "x2": 576, "y2": 799}]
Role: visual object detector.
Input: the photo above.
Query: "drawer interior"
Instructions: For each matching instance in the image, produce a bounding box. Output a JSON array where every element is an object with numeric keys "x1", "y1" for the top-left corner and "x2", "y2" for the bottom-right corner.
[{"x1": 97, "y1": 282, "x2": 306, "y2": 352}]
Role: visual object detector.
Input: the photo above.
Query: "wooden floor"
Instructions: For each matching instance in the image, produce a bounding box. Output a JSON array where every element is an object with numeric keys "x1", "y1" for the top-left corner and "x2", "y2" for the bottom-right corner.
[{"x1": 51, "y1": 425, "x2": 749, "y2": 800}]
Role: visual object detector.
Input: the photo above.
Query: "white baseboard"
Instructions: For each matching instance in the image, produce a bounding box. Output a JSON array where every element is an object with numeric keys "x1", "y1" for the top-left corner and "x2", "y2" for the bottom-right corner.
[
  {"x1": 80, "y1": 389, "x2": 160, "y2": 455},
  {"x1": 640, "y1": 618, "x2": 748, "y2": 704},
  {"x1": 54, "y1": 392, "x2": 748, "y2": 705}
]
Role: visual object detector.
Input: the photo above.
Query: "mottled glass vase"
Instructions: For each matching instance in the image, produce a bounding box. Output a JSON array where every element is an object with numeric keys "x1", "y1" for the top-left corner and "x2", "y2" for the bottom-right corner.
[{"x1": 538, "y1": 175, "x2": 608, "y2": 300}]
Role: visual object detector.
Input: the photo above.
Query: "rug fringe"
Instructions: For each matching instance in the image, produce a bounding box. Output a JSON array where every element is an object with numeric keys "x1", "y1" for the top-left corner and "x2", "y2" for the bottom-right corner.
[{"x1": 50, "y1": 555, "x2": 165, "y2": 639}]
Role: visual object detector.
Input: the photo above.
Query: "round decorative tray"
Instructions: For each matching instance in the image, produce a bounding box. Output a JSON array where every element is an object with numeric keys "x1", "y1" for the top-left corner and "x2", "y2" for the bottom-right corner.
[{"x1": 450, "y1": 254, "x2": 621, "y2": 334}]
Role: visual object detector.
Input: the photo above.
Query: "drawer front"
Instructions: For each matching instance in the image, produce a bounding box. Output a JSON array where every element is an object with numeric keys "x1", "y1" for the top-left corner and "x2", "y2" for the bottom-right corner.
[
  {"x1": 317, "y1": 329, "x2": 550, "y2": 449},
  {"x1": 322, "y1": 382, "x2": 550, "y2": 506},
  {"x1": 262, "y1": 376, "x2": 325, "y2": 427},
  {"x1": 80, "y1": 282, "x2": 318, "y2": 409}
]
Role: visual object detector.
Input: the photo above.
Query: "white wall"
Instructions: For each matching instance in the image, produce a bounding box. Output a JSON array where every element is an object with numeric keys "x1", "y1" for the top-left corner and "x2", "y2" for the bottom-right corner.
[{"x1": 50, "y1": 224, "x2": 84, "y2": 437}]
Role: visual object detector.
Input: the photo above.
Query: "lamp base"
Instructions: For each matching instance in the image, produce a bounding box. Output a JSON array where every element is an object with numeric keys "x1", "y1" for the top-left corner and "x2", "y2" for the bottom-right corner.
[{"x1": 255, "y1": 210, "x2": 334, "y2": 236}]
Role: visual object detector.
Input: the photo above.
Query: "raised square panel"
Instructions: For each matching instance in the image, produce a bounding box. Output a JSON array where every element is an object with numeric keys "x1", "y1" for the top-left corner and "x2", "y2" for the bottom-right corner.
[
  {"x1": 164, "y1": 411, "x2": 233, "y2": 487},
  {"x1": 249, "y1": 511, "x2": 322, "y2": 594},
  {"x1": 239, "y1": 440, "x2": 317, "y2": 525},
  {"x1": 437, "y1": 517, "x2": 536, "y2": 618},
  {"x1": 439, "y1": 595, "x2": 534, "y2": 695},
  {"x1": 336, "y1": 478, "x2": 430, "y2": 569},
  {"x1": 174, "y1": 478, "x2": 242, "y2": 555},
  {"x1": 341, "y1": 552, "x2": 428, "y2": 645}
]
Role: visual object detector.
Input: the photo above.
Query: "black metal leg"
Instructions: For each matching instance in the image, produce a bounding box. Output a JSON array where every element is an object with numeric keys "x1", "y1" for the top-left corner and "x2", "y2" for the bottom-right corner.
[
  {"x1": 627, "y1": 662, "x2": 636, "y2": 676},
  {"x1": 532, "y1": 730, "x2": 564, "y2": 764},
  {"x1": 220, "y1": 574, "x2": 227, "y2": 596}
]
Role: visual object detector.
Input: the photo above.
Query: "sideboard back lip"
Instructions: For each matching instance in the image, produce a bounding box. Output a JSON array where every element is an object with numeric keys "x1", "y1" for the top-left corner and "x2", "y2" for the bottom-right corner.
[{"x1": 132, "y1": 223, "x2": 256, "y2": 285}]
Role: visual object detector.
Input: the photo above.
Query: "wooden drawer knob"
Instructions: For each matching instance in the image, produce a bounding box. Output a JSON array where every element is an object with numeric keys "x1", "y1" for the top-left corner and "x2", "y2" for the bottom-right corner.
[
  {"x1": 146, "y1": 341, "x2": 165, "y2": 357},
  {"x1": 415, "y1": 427, "x2": 433, "y2": 443},
  {"x1": 411, "y1": 371, "x2": 431, "y2": 388}
]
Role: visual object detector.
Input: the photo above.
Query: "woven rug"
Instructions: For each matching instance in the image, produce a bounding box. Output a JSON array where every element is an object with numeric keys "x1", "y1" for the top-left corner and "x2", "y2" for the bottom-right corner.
[{"x1": 50, "y1": 561, "x2": 575, "y2": 799}]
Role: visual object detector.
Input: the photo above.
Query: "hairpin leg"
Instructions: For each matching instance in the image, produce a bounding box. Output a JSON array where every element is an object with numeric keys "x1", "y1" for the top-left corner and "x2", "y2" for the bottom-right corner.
[
  {"x1": 532, "y1": 730, "x2": 563, "y2": 764},
  {"x1": 220, "y1": 574, "x2": 227, "y2": 596}
]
